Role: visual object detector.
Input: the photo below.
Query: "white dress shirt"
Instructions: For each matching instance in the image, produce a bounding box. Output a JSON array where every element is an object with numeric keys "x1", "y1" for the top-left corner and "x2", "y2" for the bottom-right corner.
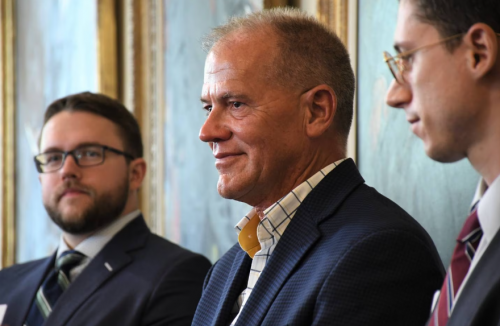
[{"x1": 56, "y1": 209, "x2": 141, "y2": 282}]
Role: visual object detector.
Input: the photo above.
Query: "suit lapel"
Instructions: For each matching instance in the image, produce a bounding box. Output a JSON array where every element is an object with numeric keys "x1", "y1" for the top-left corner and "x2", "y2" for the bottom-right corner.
[
  {"x1": 235, "y1": 159, "x2": 364, "y2": 325},
  {"x1": 45, "y1": 216, "x2": 150, "y2": 326},
  {"x1": 448, "y1": 229, "x2": 500, "y2": 325},
  {"x1": 213, "y1": 248, "x2": 252, "y2": 326},
  {"x1": 5, "y1": 256, "x2": 54, "y2": 326},
  {"x1": 236, "y1": 213, "x2": 321, "y2": 326}
]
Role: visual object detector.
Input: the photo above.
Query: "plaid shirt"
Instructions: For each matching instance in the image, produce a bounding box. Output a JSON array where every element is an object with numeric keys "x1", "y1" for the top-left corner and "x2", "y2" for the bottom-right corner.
[{"x1": 229, "y1": 158, "x2": 346, "y2": 325}]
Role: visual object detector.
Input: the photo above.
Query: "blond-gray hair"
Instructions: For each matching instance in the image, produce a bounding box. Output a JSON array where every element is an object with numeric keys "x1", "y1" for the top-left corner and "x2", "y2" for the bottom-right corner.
[{"x1": 203, "y1": 8, "x2": 355, "y2": 144}]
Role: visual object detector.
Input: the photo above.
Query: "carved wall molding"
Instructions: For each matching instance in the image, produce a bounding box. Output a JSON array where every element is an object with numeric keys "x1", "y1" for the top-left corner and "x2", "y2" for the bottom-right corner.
[{"x1": 0, "y1": 0, "x2": 16, "y2": 268}]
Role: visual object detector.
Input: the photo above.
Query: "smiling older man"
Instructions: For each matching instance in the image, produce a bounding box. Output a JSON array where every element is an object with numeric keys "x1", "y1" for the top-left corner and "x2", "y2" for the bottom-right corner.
[{"x1": 192, "y1": 8, "x2": 444, "y2": 326}]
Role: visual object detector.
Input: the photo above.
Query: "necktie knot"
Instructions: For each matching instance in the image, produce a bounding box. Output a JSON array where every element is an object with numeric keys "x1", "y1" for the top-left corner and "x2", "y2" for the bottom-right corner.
[
  {"x1": 457, "y1": 210, "x2": 481, "y2": 243},
  {"x1": 56, "y1": 250, "x2": 86, "y2": 275}
]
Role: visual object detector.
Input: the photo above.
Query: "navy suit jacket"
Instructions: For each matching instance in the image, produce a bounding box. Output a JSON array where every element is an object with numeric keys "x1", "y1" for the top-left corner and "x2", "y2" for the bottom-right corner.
[
  {"x1": 0, "y1": 216, "x2": 211, "y2": 326},
  {"x1": 193, "y1": 159, "x2": 445, "y2": 326},
  {"x1": 443, "y1": 230, "x2": 500, "y2": 326}
]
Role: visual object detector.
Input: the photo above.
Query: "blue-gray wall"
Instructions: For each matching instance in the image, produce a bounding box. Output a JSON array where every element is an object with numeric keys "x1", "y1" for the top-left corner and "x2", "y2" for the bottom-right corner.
[
  {"x1": 357, "y1": 0, "x2": 479, "y2": 265},
  {"x1": 163, "y1": 0, "x2": 262, "y2": 262},
  {"x1": 16, "y1": 0, "x2": 97, "y2": 263}
]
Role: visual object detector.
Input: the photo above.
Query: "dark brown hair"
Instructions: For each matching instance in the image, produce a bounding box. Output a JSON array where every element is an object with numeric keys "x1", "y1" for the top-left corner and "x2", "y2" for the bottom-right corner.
[
  {"x1": 44, "y1": 92, "x2": 143, "y2": 158},
  {"x1": 203, "y1": 8, "x2": 355, "y2": 146},
  {"x1": 407, "y1": 0, "x2": 500, "y2": 50}
]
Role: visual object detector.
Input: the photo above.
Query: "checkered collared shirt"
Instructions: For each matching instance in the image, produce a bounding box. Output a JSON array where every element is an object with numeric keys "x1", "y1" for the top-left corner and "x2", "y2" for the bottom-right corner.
[{"x1": 229, "y1": 158, "x2": 346, "y2": 326}]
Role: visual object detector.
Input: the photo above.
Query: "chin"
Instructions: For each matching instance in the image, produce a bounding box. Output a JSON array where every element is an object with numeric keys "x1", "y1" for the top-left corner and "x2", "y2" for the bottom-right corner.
[
  {"x1": 216, "y1": 178, "x2": 255, "y2": 204},
  {"x1": 425, "y1": 142, "x2": 465, "y2": 163}
]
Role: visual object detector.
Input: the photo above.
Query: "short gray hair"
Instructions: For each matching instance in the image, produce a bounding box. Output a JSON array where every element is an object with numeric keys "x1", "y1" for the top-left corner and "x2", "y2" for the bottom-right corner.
[{"x1": 203, "y1": 8, "x2": 355, "y2": 144}]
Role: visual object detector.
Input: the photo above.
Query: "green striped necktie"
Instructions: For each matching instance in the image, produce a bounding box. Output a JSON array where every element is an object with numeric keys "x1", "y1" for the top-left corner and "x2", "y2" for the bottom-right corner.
[{"x1": 24, "y1": 250, "x2": 86, "y2": 326}]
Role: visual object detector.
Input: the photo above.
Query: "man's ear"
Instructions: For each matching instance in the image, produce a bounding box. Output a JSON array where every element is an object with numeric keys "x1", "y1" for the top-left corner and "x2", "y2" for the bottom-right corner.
[
  {"x1": 129, "y1": 158, "x2": 147, "y2": 191},
  {"x1": 463, "y1": 23, "x2": 498, "y2": 79},
  {"x1": 302, "y1": 84, "x2": 337, "y2": 138}
]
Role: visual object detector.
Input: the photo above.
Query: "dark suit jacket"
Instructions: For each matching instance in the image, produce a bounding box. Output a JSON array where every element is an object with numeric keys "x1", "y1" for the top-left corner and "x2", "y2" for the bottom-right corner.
[
  {"x1": 0, "y1": 216, "x2": 211, "y2": 326},
  {"x1": 193, "y1": 159, "x2": 445, "y2": 326},
  {"x1": 444, "y1": 230, "x2": 500, "y2": 326}
]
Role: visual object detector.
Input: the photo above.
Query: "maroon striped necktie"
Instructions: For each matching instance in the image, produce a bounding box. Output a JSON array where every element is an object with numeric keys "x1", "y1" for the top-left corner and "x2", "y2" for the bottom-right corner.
[{"x1": 429, "y1": 210, "x2": 482, "y2": 326}]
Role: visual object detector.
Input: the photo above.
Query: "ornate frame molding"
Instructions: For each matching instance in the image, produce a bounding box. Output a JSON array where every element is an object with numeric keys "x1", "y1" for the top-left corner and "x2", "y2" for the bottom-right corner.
[
  {"x1": 317, "y1": 0, "x2": 358, "y2": 162},
  {"x1": 97, "y1": 0, "x2": 119, "y2": 99},
  {"x1": 0, "y1": 0, "x2": 16, "y2": 268},
  {"x1": 121, "y1": 0, "x2": 164, "y2": 236}
]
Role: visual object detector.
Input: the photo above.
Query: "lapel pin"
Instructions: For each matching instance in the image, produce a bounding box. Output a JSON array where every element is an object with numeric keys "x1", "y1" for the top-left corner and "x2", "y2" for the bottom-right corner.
[{"x1": 104, "y1": 262, "x2": 113, "y2": 272}]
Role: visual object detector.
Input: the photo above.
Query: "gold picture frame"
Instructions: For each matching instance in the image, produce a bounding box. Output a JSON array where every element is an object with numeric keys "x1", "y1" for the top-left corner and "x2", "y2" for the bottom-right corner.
[
  {"x1": 0, "y1": 0, "x2": 16, "y2": 269},
  {"x1": 317, "y1": 0, "x2": 358, "y2": 162},
  {"x1": 98, "y1": 0, "x2": 119, "y2": 99},
  {"x1": 120, "y1": 0, "x2": 165, "y2": 236}
]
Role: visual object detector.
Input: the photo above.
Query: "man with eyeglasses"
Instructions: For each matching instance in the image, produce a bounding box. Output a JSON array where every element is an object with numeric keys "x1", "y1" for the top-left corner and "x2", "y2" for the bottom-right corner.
[
  {"x1": 385, "y1": 1, "x2": 500, "y2": 325},
  {"x1": 0, "y1": 92, "x2": 211, "y2": 326}
]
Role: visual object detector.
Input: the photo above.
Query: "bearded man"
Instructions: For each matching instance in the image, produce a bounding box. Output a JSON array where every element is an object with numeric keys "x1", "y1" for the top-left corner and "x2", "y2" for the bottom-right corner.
[{"x1": 0, "y1": 92, "x2": 211, "y2": 326}]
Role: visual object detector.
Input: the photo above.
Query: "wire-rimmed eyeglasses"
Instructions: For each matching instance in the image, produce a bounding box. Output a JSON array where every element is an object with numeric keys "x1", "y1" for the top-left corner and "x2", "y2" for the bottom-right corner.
[
  {"x1": 384, "y1": 33, "x2": 500, "y2": 84},
  {"x1": 383, "y1": 33, "x2": 466, "y2": 84},
  {"x1": 34, "y1": 145, "x2": 135, "y2": 173}
]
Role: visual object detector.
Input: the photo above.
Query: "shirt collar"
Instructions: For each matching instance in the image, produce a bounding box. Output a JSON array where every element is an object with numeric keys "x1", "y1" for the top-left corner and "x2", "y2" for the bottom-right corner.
[
  {"x1": 57, "y1": 210, "x2": 142, "y2": 259},
  {"x1": 235, "y1": 159, "x2": 346, "y2": 258},
  {"x1": 477, "y1": 176, "x2": 500, "y2": 244}
]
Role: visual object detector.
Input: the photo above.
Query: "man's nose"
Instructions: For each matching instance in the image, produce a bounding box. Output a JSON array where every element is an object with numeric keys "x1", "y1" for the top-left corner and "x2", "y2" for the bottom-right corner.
[
  {"x1": 385, "y1": 79, "x2": 411, "y2": 109},
  {"x1": 60, "y1": 154, "x2": 81, "y2": 178},
  {"x1": 199, "y1": 108, "x2": 232, "y2": 144}
]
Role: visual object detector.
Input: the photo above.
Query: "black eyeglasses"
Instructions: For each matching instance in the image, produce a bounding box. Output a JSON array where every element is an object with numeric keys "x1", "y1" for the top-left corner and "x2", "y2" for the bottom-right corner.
[{"x1": 34, "y1": 145, "x2": 135, "y2": 173}]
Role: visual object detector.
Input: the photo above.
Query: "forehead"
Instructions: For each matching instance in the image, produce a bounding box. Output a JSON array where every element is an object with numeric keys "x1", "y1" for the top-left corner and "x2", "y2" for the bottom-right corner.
[
  {"x1": 40, "y1": 110, "x2": 122, "y2": 151},
  {"x1": 395, "y1": 0, "x2": 440, "y2": 48},
  {"x1": 203, "y1": 30, "x2": 277, "y2": 89}
]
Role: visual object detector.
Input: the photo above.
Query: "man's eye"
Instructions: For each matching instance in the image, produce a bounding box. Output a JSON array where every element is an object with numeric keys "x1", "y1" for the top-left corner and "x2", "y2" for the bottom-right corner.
[
  {"x1": 46, "y1": 154, "x2": 62, "y2": 163},
  {"x1": 400, "y1": 54, "x2": 414, "y2": 65},
  {"x1": 203, "y1": 105, "x2": 212, "y2": 116},
  {"x1": 84, "y1": 150, "x2": 100, "y2": 157},
  {"x1": 231, "y1": 102, "x2": 243, "y2": 109},
  {"x1": 77, "y1": 150, "x2": 100, "y2": 159}
]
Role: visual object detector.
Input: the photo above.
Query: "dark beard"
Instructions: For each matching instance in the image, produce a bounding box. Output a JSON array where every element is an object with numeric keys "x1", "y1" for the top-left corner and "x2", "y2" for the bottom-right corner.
[{"x1": 44, "y1": 179, "x2": 130, "y2": 235}]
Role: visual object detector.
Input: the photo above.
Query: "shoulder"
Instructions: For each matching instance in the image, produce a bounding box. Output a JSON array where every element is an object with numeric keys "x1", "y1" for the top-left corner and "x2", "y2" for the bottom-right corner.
[
  {"x1": 0, "y1": 256, "x2": 49, "y2": 278},
  {"x1": 0, "y1": 256, "x2": 51, "y2": 295},
  {"x1": 136, "y1": 233, "x2": 212, "y2": 273},
  {"x1": 323, "y1": 183, "x2": 435, "y2": 246},
  {"x1": 203, "y1": 243, "x2": 245, "y2": 284}
]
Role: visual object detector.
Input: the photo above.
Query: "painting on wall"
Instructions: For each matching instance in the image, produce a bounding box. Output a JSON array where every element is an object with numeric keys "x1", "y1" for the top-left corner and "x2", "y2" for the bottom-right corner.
[
  {"x1": 162, "y1": 0, "x2": 264, "y2": 262},
  {"x1": 356, "y1": 0, "x2": 479, "y2": 265},
  {"x1": 11, "y1": 0, "x2": 119, "y2": 265}
]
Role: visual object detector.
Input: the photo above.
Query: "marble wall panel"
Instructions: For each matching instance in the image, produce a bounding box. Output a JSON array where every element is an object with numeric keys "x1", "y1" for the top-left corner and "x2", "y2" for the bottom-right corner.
[
  {"x1": 163, "y1": 0, "x2": 263, "y2": 262},
  {"x1": 16, "y1": 0, "x2": 98, "y2": 263}
]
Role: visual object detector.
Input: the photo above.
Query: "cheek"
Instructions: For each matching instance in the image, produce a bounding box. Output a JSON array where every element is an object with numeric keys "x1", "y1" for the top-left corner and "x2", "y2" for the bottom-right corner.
[{"x1": 40, "y1": 177, "x2": 58, "y2": 199}]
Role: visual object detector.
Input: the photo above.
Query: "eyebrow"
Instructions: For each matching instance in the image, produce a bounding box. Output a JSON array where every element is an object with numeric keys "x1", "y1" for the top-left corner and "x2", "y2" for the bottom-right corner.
[
  {"x1": 200, "y1": 92, "x2": 251, "y2": 103},
  {"x1": 41, "y1": 142, "x2": 106, "y2": 153}
]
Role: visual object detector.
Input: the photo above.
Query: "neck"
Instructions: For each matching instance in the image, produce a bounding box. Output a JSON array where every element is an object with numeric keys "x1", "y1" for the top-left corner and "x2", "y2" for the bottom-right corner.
[
  {"x1": 62, "y1": 197, "x2": 139, "y2": 248},
  {"x1": 62, "y1": 232, "x2": 94, "y2": 249},
  {"x1": 467, "y1": 92, "x2": 500, "y2": 186},
  {"x1": 254, "y1": 150, "x2": 344, "y2": 219},
  {"x1": 469, "y1": 134, "x2": 500, "y2": 186}
]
